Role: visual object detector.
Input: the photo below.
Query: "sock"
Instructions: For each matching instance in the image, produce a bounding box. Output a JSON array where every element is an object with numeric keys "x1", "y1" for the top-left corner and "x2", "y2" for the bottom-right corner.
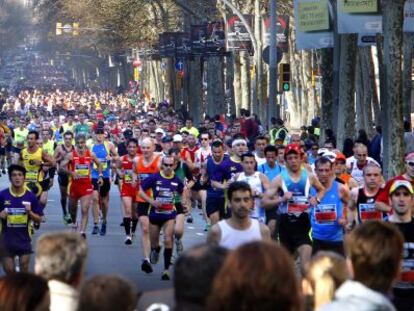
[
  {"x1": 131, "y1": 218, "x2": 138, "y2": 233},
  {"x1": 164, "y1": 248, "x2": 173, "y2": 270},
  {"x1": 123, "y1": 217, "x2": 131, "y2": 235}
]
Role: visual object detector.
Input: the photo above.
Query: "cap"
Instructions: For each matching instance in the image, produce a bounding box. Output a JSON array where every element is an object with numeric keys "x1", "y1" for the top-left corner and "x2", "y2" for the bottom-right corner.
[
  {"x1": 320, "y1": 150, "x2": 337, "y2": 163},
  {"x1": 155, "y1": 128, "x2": 165, "y2": 135},
  {"x1": 173, "y1": 134, "x2": 183, "y2": 142},
  {"x1": 284, "y1": 144, "x2": 301, "y2": 156},
  {"x1": 335, "y1": 152, "x2": 346, "y2": 162},
  {"x1": 405, "y1": 152, "x2": 414, "y2": 161},
  {"x1": 317, "y1": 148, "x2": 329, "y2": 157},
  {"x1": 389, "y1": 180, "x2": 414, "y2": 195},
  {"x1": 162, "y1": 136, "x2": 173, "y2": 143},
  {"x1": 123, "y1": 129, "x2": 133, "y2": 138}
]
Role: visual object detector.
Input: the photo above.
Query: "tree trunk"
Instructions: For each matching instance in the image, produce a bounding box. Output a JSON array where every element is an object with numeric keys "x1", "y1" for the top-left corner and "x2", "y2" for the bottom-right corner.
[
  {"x1": 185, "y1": 57, "x2": 203, "y2": 125},
  {"x1": 361, "y1": 48, "x2": 374, "y2": 135},
  {"x1": 319, "y1": 48, "x2": 334, "y2": 144},
  {"x1": 355, "y1": 51, "x2": 364, "y2": 131},
  {"x1": 206, "y1": 57, "x2": 225, "y2": 117},
  {"x1": 336, "y1": 34, "x2": 357, "y2": 151},
  {"x1": 403, "y1": 33, "x2": 414, "y2": 126},
  {"x1": 240, "y1": 51, "x2": 251, "y2": 112},
  {"x1": 233, "y1": 53, "x2": 242, "y2": 117},
  {"x1": 382, "y1": 0, "x2": 405, "y2": 179}
]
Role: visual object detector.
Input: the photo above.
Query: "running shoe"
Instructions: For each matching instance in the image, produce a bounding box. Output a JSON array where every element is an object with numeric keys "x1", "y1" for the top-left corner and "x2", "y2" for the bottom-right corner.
[
  {"x1": 204, "y1": 223, "x2": 211, "y2": 232},
  {"x1": 91, "y1": 225, "x2": 99, "y2": 235},
  {"x1": 141, "y1": 259, "x2": 153, "y2": 274},
  {"x1": 161, "y1": 270, "x2": 170, "y2": 281},
  {"x1": 63, "y1": 214, "x2": 72, "y2": 225},
  {"x1": 186, "y1": 215, "x2": 193, "y2": 223},
  {"x1": 150, "y1": 248, "x2": 160, "y2": 264},
  {"x1": 175, "y1": 238, "x2": 184, "y2": 256},
  {"x1": 125, "y1": 236, "x2": 132, "y2": 245},
  {"x1": 33, "y1": 222, "x2": 40, "y2": 230},
  {"x1": 80, "y1": 232, "x2": 86, "y2": 239},
  {"x1": 1, "y1": 169, "x2": 5, "y2": 174},
  {"x1": 100, "y1": 222, "x2": 107, "y2": 236}
]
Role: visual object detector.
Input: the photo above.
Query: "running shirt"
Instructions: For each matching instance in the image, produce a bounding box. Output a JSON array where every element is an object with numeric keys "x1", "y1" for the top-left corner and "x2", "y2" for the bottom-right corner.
[
  {"x1": 254, "y1": 153, "x2": 266, "y2": 166},
  {"x1": 221, "y1": 156, "x2": 243, "y2": 181},
  {"x1": 181, "y1": 146, "x2": 199, "y2": 163},
  {"x1": 279, "y1": 168, "x2": 311, "y2": 217},
  {"x1": 393, "y1": 220, "x2": 414, "y2": 292},
  {"x1": 0, "y1": 188, "x2": 42, "y2": 254},
  {"x1": 140, "y1": 172, "x2": 184, "y2": 214},
  {"x1": 21, "y1": 148, "x2": 44, "y2": 184},
  {"x1": 74, "y1": 123, "x2": 90, "y2": 136},
  {"x1": 42, "y1": 140, "x2": 55, "y2": 156},
  {"x1": 310, "y1": 181, "x2": 343, "y2": 242},
  {"x1": 235, "y1": 172, "x2": 265, "y2": 222},
  {"x1": 135, "y1": 155, "x2": 161, "y2": 203},
  {"x1": 347, "y1": 157, "x2": 380, "y2": 185},
  {"x1": 218, "y1": 219, "x2": 262, "y2": 250},
  {"x1": 258, "y1": 162, "x2": 283, "y2": 182},
  {"x1": 69, "y1": 149, "x2": 92, "y2": 183},
  {"x1": 194, "y1": 147, "x2": 211, "y2": 175},
  {"x1": 14, "y1": 128, "x2": 28, "y2": 146},
  {"x1": 120, "y1": 155, "x2": 135, "y2": 185},
  {"x1": 91, "y1": 143, "x2": 111, "y2": 179},
  {"x1": 207, "y1": 154, "x2": 229, "y2": 199},
  {"x1": 356, "y1": 187, "x2": 383, "y2": 223}
]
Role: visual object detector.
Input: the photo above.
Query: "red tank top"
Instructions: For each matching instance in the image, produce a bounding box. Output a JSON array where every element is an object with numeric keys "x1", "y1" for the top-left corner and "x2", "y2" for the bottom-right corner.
[
  {"x1": 121, "y1": 155, "x2": 134, "y2": 184},
  {"x1": 181, "y1": 146, "x2": 199, "y2": 163},
  {"x1": 70, "y1": 149, "x2": 92, "y2": 182}
]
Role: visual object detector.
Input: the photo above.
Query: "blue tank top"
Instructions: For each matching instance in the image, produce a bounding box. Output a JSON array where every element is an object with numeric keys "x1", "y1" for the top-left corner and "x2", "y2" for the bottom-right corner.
[
  {"x1": 91, "y1": 143, "x2": 110, "y2": 178},
  {"x1": 280, "y1": 168, "x2": 310, "y2": 215},
  {"x1": 258, "y1": 162, "x2": 283, "y2": 181},
  {"x1": 310, "y1": 181, "x2": 343, "y2": 242}
]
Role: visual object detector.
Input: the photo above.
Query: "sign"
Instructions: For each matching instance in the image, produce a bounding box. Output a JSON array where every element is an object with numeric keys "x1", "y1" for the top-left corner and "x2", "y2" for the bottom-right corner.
[
  {"x1": 358, "y1": 34, "x2": 376, "y2": 46},
  {"x1": 263, "y1": 15, "x2": 290, "y2": 52},
  {"x1": 337, "y1": 0, "x2": 382, "y2": 34},
  {"x1": 176, "y1": 32, "x2": 191, "y2": 58},
  {"x1": 342, "y1": 0, "x2": 378, "y2": 13},
  {"x1": 262, "y1": 46, "x2": 283, "y2": 65},
  {"x1": 404, "y1": 0, "x2": 414, "y2": 32},
  {"x1": 294, "y1": 0, "x2": 334, "y2": 50},
  {"x1": 226, "y1": 15, "x2": 253, "y2": 52},
  {"x1": 190, "y1": 24, "x2": 208, "y2": 56},
  {"x1": 204, "y1": 21, "x2": 226, "y2": 56},
  {"x1": 159, "y1": 32, "x2": 177, "y2": 58},
  {"x1": 175, "y1": 60, "x2": 184, "y2": 71},
  {"x1": 298, "y1": 0, "x2": 330, "y2": 32}
]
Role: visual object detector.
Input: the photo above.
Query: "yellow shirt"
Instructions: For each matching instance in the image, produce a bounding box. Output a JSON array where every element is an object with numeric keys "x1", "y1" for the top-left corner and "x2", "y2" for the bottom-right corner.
[{"x1": 21, "y1": 147, "x2": 44, "y2": 183}]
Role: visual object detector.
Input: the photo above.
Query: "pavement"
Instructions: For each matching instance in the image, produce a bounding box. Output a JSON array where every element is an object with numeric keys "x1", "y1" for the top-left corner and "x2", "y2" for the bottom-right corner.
[{"x1": 0, "y1": 176, "x2": 207, "y2": 291}]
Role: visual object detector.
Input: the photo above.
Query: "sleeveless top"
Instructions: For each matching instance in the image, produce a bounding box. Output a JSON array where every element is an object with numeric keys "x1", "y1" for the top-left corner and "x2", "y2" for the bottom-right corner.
[
  {"x1": 235, "y1": 172, "x2": 265, "y2": 222},
  {"x1": 21, "y1": 147, "x2": 44, "y2": 183},
  {"x1": 91, "y1": 143, "x2": 110, "y2": 179},
  {"x1": 69, "y1": 149, "x2": 92, "y2": 183},
  {"x1": 356, "y1": 187, "x2": 383, "y2": 223},
  {"x1": 218, "y1": 219, "x2": 262, "y2": 250},
  {"x1": 121, "y1": 155, "x2": 134, "y2": 185},
  {"x1": 280, "y1": 169, "x2": 310, "y2": 217},
  {"x1": 135, "y1": 154, "x2": 161, "y2": 202}
]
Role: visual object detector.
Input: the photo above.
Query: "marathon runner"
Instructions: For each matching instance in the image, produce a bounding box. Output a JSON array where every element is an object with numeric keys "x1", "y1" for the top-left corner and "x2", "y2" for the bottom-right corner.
[
  {"x1": 262, "y1": 143, "x2": 325, "y2": 272},
  {"x1": 60, "y1": 134, "x2": 103, "y2": 239},
  {"x1": 90, "y1": 128, "x2": 118, "y2": 236},
  {"x1": 139, "y1": 155, "x2": 184, "y2": 281},
  {"x1": 253, "y1": 136, "x2": 268, "y2": 166},
  {"x1": 54, "y1": 131, "x2": 74, "y2": 224},
  {"x1": 133, "y1": 137, "x2": 161, "y2": 274},
  {"x1": 0, "y1": 164, "x2": 43, "y2": 274},
  {"x1": 346, "y1": 142, "x2": 379, "y2": 186}
]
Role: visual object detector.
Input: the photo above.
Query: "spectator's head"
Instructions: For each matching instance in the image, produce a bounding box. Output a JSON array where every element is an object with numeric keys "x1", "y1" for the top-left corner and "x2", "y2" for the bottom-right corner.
[
  {"x1": 302, "y1": 251, "x2": 349, "y2": 310},
  {"x1": 77, "y1": 275, "x2": 137, "y2": 311},
  {"x1": 345, "y1": 221, "x2": 404, "y2": 293},
  {"x1": 0, "y1": 272, "x2": 50, "y2": 311},
  {"x1": 35, "y1": 232, "x2": 88, "y2": 288},
  {"x1": 174, "y1": 244, "x2": 228, "y2": 309},
  {"x1": 208, "y1": 241, "x2": 302, "y2": 311},
  {"x1": 404, "y1": 120, "x2": 411, "y2": 132}
]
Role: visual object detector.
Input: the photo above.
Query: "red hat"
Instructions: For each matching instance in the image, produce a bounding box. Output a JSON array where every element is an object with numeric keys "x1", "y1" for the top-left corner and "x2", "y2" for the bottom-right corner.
[
  {"x1": 335, "y1": 152, "x2": 346, "y2": 162},
  {"x1": 284, "y1": 144, "x2": 301, "y2": 157}
]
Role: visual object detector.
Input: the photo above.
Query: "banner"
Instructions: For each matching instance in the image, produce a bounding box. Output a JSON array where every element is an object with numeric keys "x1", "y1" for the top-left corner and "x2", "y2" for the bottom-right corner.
[
  {"x1": 337, "y1": 0, "x2": 382, "y2": 34},
  {"x1": 176, "y1": 32, "x2": 191, "y2": 58},
  {"x1": 226, "y1": 15, "x2": 253, "y2": 52},
  {"x1": 159, "y1": 32, "x2": 177, "y2": 58},
  {"x1": 263, "y1": 15, "x2": 290, "y2": 53},
  {"x1": 297, "y1": 1, "x2": 330, "y2": 32},
  {"x1": 190, "y1": 24, "x2": 208, "y2": 56},
  {"x1": 404, "y1": 0, "x2": 414, "y2": 32},
  {"x1": 294, "y1": 0, "x2": 334, "y2": 51},
  {"x1": 204, "y1": 21, "x2": 226, "y2": 56}
]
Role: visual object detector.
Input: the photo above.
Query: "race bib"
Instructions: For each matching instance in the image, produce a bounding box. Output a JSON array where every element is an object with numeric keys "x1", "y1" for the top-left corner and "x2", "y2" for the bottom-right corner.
[
  {"x1": 314, "y1": 204, "x2": 337, "y2": 225},
  {"x1": 6, "y1": 207, "x2": 28, "y2": 228},
  {"x1": 26, "y1": 170, "x2": 38, "y2": 183},
  {"x1": 94, "y1": 158, "x2": 108, "y2": 171},
  {"x1": 124, "y1": 170, "x2": 133, "y2": 183},
  {"x1": 287, "y1": 196, "x2": 309, "y2": 215},
  {"x1": 359, "y1": 203, "x2": 382, "y2": 222},
  {"x1": 156, "y1": 203, "x2": 175, "y2": 213},
  {"x1": 75, "y1": 164, "x2": 90, "y2": 178}
]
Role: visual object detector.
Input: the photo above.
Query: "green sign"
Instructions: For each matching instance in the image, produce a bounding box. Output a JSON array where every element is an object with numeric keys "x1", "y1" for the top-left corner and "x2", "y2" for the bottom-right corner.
[
  {"x1": 341, "y1": 0, "x2": 378, "y2": 13},
  {"x1": 298, "y1": 0, "x2": 330, "y2": 32}
]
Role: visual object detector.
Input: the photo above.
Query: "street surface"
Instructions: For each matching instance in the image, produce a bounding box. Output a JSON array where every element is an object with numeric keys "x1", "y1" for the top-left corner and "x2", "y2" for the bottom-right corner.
[{"x1": 0, "y1": 175, "x2": 206, "y2": 291}]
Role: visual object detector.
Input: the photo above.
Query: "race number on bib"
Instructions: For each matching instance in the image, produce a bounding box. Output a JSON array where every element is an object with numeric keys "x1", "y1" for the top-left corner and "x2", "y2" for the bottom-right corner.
[
  {"x1": 75, "y1": 164, "x2": 90, "y2": 178},
  {"x1": 6, "y1": 208, "x2": 28, "y2": 228},
  {"x1": 26, "y1": 171, "x2": 38, "y2": 183},
  {"x1": 287, "y1": 196, "x2": 309, "y2": 215},
  {"x1": 314, "y1": 204, "x2": 337, "y2": 225},
  {"x1": 359, "y1": 203, "x2": 382, "y2": 222},
  {"x1": 124, "y1": 170, "x2": 133, "y2": 183}
]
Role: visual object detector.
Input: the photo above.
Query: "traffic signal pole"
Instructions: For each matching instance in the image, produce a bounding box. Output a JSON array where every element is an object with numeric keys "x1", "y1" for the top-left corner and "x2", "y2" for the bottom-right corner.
[{"x1": 268, "y1": 0, "x2": 279, "y2": 125}]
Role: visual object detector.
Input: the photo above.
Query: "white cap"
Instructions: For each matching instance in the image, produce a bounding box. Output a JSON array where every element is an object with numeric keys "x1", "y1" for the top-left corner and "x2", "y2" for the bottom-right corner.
[
  {"x1": 155, "y1": 128, "x2": 165, "y2": 135},
  {"x1": 173, "y1": 134, "x2": 183, "y2": 142}
]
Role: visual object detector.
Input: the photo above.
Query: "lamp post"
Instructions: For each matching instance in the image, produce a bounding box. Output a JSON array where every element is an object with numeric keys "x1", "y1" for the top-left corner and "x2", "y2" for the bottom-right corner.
[{"x1": 268, "y1": 0, "x2": 279, "y2": 122}]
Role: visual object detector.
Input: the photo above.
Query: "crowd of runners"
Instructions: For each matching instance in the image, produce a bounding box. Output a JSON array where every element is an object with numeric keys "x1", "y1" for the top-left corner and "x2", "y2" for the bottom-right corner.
[{"x1": 0, "y1": 89, "x2": 413, "y2": 310}]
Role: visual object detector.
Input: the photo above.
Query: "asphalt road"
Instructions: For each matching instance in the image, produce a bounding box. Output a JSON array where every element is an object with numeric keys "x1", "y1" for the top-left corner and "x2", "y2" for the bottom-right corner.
[{"x1": 0, "y1": 175, "x2": 207, "y2": 291}]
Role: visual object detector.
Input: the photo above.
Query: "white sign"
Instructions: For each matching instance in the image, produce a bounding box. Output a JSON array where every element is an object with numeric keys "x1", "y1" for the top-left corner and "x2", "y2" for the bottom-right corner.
[{"x1": 404, "y1": 0, "x2": 414, "y2": 32}]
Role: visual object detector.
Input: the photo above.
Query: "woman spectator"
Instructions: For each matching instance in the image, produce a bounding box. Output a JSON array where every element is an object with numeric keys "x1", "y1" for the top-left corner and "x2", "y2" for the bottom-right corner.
[
  {"x1": 302, "y1": 252, "x2": 349, "y2": 311},
  {"x1": 0, "y1": 272, "x2": 50, "y2": 311},
  {"x1": 207, "y1": 241, "x2": 302, "y2": 311}
]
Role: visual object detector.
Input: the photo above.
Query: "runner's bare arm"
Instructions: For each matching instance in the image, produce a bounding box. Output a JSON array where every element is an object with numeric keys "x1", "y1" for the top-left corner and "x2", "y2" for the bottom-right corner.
[
  {"x1": 207, "y1": 224, "x2": 221, "y2": 245},
  {"x1": 375, "y1": 200, "x2": 392, "y2": 213},
  {"x1": 348, "y1": 177, "x2": 359, "y2": 189},
  {"x1": 262, "y1": 176, "x2": 284, "y2": 208},
  {"x1": 259, "y1": 173, "x2": 270, "y2": 193},
  {"x1": 138, "y1": 186, "x2": 160, "y2": 207},
  {"x1": 259, "y1": 223, "x2": 271, "y2": 241},
  {"x1": 42, "y1": 151, "x2": 56, "y2": 167},
  {"x1": 310, "y1": 173, "x2": 326, "y2": 201},
  {"x1": 348, "y1": 187, "x2": 359, "y2": 211}
]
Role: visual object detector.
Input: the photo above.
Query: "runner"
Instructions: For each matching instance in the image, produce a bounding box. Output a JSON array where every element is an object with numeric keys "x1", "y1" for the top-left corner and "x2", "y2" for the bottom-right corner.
[
  {"x1": 387, "y1": 180, "x2": 414, "y2": 309},
  {"x1": 116, "y1": 138, "x2": 139, "y2": 245},
  {"x1": 90, "y1": 128, "x2": 118, "y2": 236},
  {"x1": 60, "y1": 134, "x2": 103, "y2": 239},
  {"x1": 0, "y1": 164, "x2": 43, "y2": 274},
  {"x1": 348, "y1": 163, "x2": 384, "y2": 226},
  {"x1": 233, "y1": 152, "x2": 270, "y2": 223},
  {"x1": 139, "y1": 155, "x2": 184, "y2": 281},
  {"x1": 262, "y1": 143, "x2": 325, "y2": 272},
  {"x1": 133, "y1": 137, "x2": 161, "y2": 274},
  {"x1": 54, "y1": 131, "x2": 74, "y2": 224},
  {"x1": 346, "y1": 142, "x2": 379, "y2": 185},
  {"x1": 310, "y1": 156, "x2": 349, "y2": 255},
  {"x1": 253, "y1": 136, "x2": 268, "y2": 166},
  {"x1": 207, "y1": 181, "x2": 270, "y2": 249},
  {"x1": 38, "y1": 128, "x2": 56, "y2": 214},
  {"x1": 333, "y1": 152, "x2": 358, "y2": 188}
]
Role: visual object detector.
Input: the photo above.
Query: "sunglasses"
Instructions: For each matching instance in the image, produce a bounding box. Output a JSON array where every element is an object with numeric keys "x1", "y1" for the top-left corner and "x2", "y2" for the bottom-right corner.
[
  {"x1": 163, "y1": 163, "x2": 174, "y2": 167},
  {"x1": 201, "y1": 138, "x2": 209, "y2": 141},
  {"x1": 406, "y1": 161, "x2": 414, "y2": 167}
]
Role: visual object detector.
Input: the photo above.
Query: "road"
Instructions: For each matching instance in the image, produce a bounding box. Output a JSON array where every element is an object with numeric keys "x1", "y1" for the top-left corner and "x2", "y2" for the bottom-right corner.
[{"x1": 0, "y1": 175, "x2": 207, "y2": 291}]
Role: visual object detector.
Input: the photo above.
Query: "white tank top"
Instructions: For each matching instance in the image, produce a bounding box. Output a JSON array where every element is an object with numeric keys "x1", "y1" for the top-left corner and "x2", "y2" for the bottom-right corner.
[
  {"x1": 218, "y1": 219, "x2": 262, "y2": 250},
  {"x1": 236, "y1": 172, "x2": 265, "y2": 221}
]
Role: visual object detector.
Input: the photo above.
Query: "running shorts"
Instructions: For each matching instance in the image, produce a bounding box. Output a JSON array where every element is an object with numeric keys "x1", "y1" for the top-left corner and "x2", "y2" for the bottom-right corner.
[
  {"x1": 26, "y1": 182, "x2": 42, "y2": 198},
  {"x1": 206, "y1": 196, "x2": 228, "y2": 218},
  {"x1": 278, "y1": 213, "x2": 312, "y2": 254},
  {"x1": 149, "y1": 211, "x2": 177, "y2": 227},
  {"x1": 137, "y1": 202, "x2": 151, "y2": 217},
  {"x1": 58, "y1": 172, "x2": 69, "y2": 187},
  {"x1": 92, "y1": 178, "x2": 111, "y2": 197},
  {"x1": 69, "y1": 182, "x2": 93, "y2": 200},
  {"x1": 120, "y1": 183, "x2": 137, "y2": 198}
]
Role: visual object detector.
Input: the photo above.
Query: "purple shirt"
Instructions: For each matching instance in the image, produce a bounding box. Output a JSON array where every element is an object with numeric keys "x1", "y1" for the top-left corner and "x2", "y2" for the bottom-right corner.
[
  {"x1": 0, "y1": 188, "x2": 42, "y2": 253},
  {"x1": 219, "y1": 156, "x2": 243, "y2": 181}
]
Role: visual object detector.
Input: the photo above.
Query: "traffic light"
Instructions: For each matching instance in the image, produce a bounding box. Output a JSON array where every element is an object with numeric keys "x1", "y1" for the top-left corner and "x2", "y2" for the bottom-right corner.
[
  {"x1": 279, "y1": 63, "x2": 290, "y2": 92},
  {"x1": 73, "y1": 23, "x2": 79, "y2": 36},
  {"x1": 56, "y1": 22, "x2": 62, "y2": 36}
]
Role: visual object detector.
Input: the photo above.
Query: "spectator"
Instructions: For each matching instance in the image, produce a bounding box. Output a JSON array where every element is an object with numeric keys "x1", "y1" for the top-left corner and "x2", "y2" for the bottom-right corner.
[
  {"x1": 342, "y1": 138, "x2": 354, "y2": 158},
  {"x1": 174, "y1": 244, "x2": 228, "y2": 311},
  {"x1": 207, "y1": 241, "x2": 302, "y2": 311},
  {"x1": 404, "y1": 121, "x2": 414, "y2": 155},
  {"x1": 325, "y1": 129, "x2": 336, "y2": 147},
  {"x1": 302, "y1": 251, "x2": 349, "y2": 311},
  {"x1": 35, "y1": 232, "x2": 88, "y2": 311},
  {"x1": 77, "y1": 275, "x2": 137, "y2": 311},
  {"x1": 320, "y1": 221, "x2": 403, "y2": 311},
  {"x1": 0, "y1": 272, "x2": 50, "y2": 311},
  {"x1": 369, "y1": 126, "x2": 382, "y2": 164}
]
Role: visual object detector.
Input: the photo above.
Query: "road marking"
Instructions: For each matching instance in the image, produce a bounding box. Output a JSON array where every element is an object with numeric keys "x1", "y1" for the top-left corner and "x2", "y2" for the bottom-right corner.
[
  {"x1": 187, "y1": 226, "x2": 195, "y2": 230},
  {"x1": 48, "y1": 200, "x2": 55, "y2": 202},
  {"x1": 196, "y1": 232, "x2": 204, "y2": 236}
]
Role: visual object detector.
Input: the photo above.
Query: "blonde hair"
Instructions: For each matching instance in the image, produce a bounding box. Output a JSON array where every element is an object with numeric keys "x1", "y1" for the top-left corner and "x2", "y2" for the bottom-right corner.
[{"x1": 304, "y1": 252, "x2": 349, "y2": 310}]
